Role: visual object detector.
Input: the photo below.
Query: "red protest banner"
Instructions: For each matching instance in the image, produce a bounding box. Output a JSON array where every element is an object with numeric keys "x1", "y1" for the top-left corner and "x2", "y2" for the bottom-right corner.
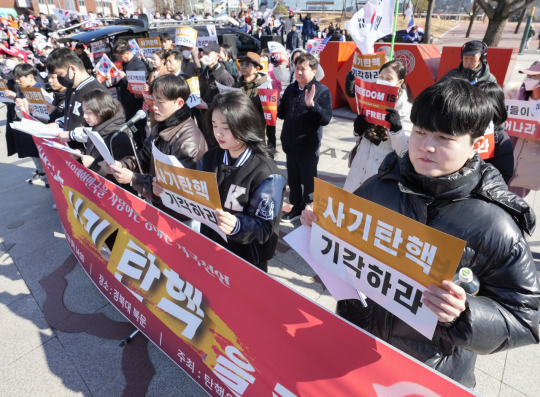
[
  {"x1": 34, "y1": 134, "x2": 476, "y2": 397},
  {"x1": 478, "y1": 127, "x2": 495, "y2": 160},
  {"x1": 504, "y1": 99, "x2": 540, "y2": 141},
  {"x1": 355, "y1": 77, "x2": 399, "y2": 128},
  {"x1": 258, "y1": 88, "x2": 279, "y2": 126}
]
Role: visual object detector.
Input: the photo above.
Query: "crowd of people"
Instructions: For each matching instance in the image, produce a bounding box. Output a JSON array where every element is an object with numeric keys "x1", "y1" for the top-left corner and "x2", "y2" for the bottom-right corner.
[{"x1": 1, "y1": 8, "x2": 539, "y2": 390}]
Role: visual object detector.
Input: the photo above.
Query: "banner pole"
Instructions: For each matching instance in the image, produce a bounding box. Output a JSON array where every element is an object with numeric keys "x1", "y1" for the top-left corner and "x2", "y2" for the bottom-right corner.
[{"x1": 389, "y1": 0, "x2": 400, "y2": 60}]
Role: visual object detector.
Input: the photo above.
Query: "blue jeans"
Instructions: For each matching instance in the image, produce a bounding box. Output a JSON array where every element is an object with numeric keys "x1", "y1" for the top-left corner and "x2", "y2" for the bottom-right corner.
[{"x1": 303, "y1": 34, "x2": 310, "y2": 48}]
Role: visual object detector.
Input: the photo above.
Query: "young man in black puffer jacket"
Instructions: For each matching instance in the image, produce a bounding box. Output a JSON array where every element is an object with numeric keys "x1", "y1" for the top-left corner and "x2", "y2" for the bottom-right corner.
[
  {"x1": 278, "y1": 52, "x2": 332, "y2": 223},
  {"x1": 301, "y1": 79, "x2": 540, "y2": 388}
]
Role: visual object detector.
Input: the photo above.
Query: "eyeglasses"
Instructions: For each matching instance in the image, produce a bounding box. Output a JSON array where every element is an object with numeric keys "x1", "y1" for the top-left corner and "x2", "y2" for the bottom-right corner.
[{"x1": 240, "y1": 61, "x2": 253, "y2": 67}]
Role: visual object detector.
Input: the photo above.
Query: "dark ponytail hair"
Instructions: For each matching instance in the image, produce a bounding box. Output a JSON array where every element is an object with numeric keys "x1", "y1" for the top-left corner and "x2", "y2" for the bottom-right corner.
[
  {"x1": 81, "y1": 89, "x2": 122, "y2": 123},
  {"x1": 205, "y1": 91, "x2": 275, "y2": 159}
]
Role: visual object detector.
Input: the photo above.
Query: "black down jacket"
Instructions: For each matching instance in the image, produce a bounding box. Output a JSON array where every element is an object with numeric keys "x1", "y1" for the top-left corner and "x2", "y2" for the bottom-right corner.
[{"x1": 337, "y1": 151, "x2": 540, "y2": 388}]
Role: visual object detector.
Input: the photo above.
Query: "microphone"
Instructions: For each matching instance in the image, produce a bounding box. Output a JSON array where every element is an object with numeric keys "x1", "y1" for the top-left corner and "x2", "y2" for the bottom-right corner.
[
  {"x1": 109, "y1": 110, "x2": 147, "y2": 174},
  {"x1": 118, "y1": 109, "x2": 147, "y2": 137}
]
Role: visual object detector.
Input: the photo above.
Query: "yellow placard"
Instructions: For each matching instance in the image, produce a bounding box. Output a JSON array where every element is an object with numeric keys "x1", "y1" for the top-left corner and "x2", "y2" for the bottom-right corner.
[
  {"x1": 352, "y1": 51, "x2": 385, "y2": 71},
  {"x1": 313, "y1": 178, "x2": 465, "y2": 289},
  {"x1": 21, "y1": 87, "x2": 46, "y2": 105},
  {"x1": 154, "y1": 160, "x2": 222, "y2": 211},
  {"x1": 186, "y1": 76, "x2": 200, "y2": 96},
  {"x1": 0, "y1": 78, "x2": 8, "y2": 91},
  {"x1": 137, "y1": 37, "x2": 161, "y2": 49},
  {"x1": 175, "y1": 27, "x2": 198, "y2": 48}
]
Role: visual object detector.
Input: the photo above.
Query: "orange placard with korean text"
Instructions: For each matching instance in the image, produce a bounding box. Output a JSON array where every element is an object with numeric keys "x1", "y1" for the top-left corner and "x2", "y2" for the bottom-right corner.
[
  {"x1": 137, "y1": 37, "x2": 161, "y2": 58},
  {"x1": 312, "y1": 178, "x2": 465, "y2": 289},
  {"x1": 0, "y1": 78, "x2": 13, "y2": 103},
  {"x1": 310, "y1": 178, "x2": 466, "y2": 339},
  {"x1": 175, "y1": 26, "x2": 198, "y2": 48},
  {"x1": 351, "y1": 51, "x2": 385, "y2": 82},
  {"x1": 154, "y1": 154, "x2": 225, "y2": 240},
  {"x1": 21, "y1": 87, "x2": 49, "y2": 120}
]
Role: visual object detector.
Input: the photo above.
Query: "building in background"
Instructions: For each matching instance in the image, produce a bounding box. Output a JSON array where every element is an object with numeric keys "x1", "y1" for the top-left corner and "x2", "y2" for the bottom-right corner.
[{"x1": 0, "y1": 0, "x2": 132, "y2": 19}]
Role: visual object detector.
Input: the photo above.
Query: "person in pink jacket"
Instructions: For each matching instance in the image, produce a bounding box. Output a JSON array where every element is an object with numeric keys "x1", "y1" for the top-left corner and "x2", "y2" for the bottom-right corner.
[{"x1": 507, "y1": 61, "x2": 540, "y2": 198}]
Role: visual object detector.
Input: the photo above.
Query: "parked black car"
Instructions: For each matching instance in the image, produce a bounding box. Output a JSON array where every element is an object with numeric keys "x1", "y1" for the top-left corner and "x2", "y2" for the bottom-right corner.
[
  {"x1": 376, "y1": 29, "x2": 434, "y2": 44},
  {"x1": 56, "y1": 14, "x2": 261, "y2": 56}
]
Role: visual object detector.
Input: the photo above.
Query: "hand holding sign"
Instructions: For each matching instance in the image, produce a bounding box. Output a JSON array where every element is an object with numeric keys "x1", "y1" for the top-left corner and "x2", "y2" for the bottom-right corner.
[
  {"x1": 422, "y1": 280, "x2": 467, "y2": 323},
  {"x1": 216, "y1": 209, "x2": 238, "y2": 235},
  {"x1": 152, "y1": 177, "x2": 164, "y2": 196}
]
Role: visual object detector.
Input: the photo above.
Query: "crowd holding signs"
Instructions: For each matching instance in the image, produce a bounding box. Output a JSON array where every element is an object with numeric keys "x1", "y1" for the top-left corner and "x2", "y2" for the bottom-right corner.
[{"x1": 2, "y1": 0, "x2": 540, "y2": 394}]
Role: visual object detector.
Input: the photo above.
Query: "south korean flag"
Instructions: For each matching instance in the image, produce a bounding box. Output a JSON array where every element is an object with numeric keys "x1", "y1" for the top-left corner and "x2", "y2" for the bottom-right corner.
[{"x1": 96, "y1": 53, "x2": 114, "y2": 78}]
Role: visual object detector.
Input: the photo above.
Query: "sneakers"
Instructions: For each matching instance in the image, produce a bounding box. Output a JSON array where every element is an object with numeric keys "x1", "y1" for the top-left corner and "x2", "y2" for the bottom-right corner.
[
  {"x1": 28, "y1": 171, "x2": 45, "y2": 184},
  {"x1": 282, "y1": 207, "x2": 302, "y2": 223}
]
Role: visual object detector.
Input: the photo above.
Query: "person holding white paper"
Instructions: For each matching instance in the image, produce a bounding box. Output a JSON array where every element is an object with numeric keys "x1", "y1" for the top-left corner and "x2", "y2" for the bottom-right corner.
[
  {"x1": 108, "y1": 75, "x2": 207, "y2": 222},
  {"x1": 73, "y1": 90, "x2": 135, "y2": 190},
  {"x1": 301, "y1": 79, "x2": 540, "y2": 389}
]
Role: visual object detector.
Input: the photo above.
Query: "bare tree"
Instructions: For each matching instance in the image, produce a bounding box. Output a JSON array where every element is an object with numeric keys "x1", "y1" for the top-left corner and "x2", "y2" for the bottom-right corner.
[
  {"x1": 475, "y1": 0, "x2": 536, "y2": 46},
  {"x1": 423, "y1": 0, "x2": 435, "y2": 43},
  {"x1": 465, "y1": 0, "x2": 480, "y2": 38}
]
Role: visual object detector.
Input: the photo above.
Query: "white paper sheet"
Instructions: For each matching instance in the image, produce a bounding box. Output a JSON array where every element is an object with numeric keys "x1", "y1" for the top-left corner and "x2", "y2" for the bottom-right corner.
[
  {"x1": 42, "y1": 139, "x2": 84, "y2": 157},
  {"x1": 216, "y1": 82, "x2": 242, "y2": 93},
  {"x1": 283, "y1": 226, "x2": 360, "y2": 302},
  {"x1": 84, "y1": 127, "x2": 115, "y2": 165},
  {"x1": 152, "y1": 141, "x2": 183, "y2": 167},
  {"x1": 11, "y1": 120, "x2": 60, "y2": 139}
]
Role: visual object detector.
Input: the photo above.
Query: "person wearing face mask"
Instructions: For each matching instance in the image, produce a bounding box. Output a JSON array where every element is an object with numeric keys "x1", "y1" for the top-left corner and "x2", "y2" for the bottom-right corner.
[
  {"x1": 272, "y1": 48, "x2": 325, "y2": 84},
  {"x1": 439, "y1": 41, "x2": 496, "y2": 84},
  {"x1": 193, "y1": 42, "x2": 234, "y2": 142},
  {"x1": 161, "y1": 91, "x2": 285, "y2": 272},
  {"x1": 343, "y1": 60, "x2": 412, "y2": 192},
  {"x1": 179, "y1": 45, "x2": 201, "y2": 78},
  {"x1": 504, "y1": 61, "x2": 540, "y2": 198},
  {"x1": 46, "y1": 47, "x2": 108, "y2": 150},
  {"x1": 107, "y1": 74, "x2": 207, "y2": 225},
  {"x1": 46, "y1": 72, "x2": 67, "y2": 121},
  {"x1": 300, "y1": 79, "x2": 540, "y2": 389}
]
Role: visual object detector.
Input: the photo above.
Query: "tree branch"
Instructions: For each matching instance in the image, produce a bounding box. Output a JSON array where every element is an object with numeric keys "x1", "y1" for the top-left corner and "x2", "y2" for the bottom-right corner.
[
  {"x1": 475, "y1": 0, "x2": 494, "y2": 19},
  {"x1": 507, "y1": 0, "x2": 536, "y2": 18}
]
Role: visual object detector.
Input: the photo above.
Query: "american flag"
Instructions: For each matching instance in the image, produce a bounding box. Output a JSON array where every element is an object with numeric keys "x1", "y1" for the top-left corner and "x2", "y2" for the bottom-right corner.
[{"x1": 317, "y1": 36, "x2": 331, "y2": 53}]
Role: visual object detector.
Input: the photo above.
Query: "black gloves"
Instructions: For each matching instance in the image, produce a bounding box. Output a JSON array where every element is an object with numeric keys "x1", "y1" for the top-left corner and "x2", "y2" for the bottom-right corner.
[
  {"x1": 354, "y1": 114, "x2": 368, "y2": 138},
  {"x1": 385, "y1": 108, "x2": 402, "y2": 133},
  {"x1": 345, "y1": 70, "x2": 356, "y2": 98}
]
